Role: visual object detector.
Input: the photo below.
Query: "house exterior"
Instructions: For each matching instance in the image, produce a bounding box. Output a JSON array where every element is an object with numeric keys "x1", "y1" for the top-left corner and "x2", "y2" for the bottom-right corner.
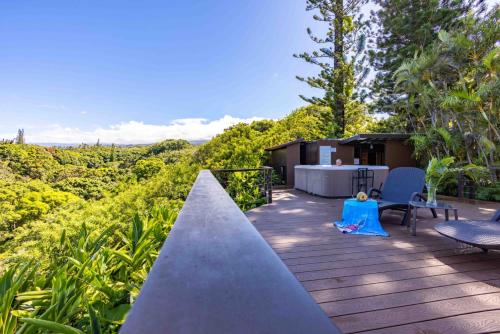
[{"x1": 265, "y1": 133, "x2": 417, "y2": 187}]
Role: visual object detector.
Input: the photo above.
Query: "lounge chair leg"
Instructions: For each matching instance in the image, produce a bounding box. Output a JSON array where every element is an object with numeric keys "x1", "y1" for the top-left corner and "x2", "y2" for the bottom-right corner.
[
  {"x1": 401, "y1": 210, "x2": 408, "y2": 226},
  {"x1": 431, "y1": 208, "x2": 437, "y2": 218}
]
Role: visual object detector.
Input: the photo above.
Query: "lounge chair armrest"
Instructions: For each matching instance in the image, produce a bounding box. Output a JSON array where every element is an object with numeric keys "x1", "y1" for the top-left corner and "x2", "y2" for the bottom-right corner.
[
  {"x1": 368, "y1": 188, "x2": 381, "y2": 199},
  {"x1": 410, "y1": 192, "x2": 426, "y2": 202}
]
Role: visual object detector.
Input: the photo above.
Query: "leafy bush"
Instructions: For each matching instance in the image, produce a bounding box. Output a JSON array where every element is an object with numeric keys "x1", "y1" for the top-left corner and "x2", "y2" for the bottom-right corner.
[
  {"x1": 0, "y1": 206, "x2": 176, "y2": 333},
  {"x1": 0, "y1": 145, "x2": 59, "y2": 180},
  {"x1": 476, "y1": 181, "x2": 500, "y2": 201},
  {"x1": 146, "y1": 139, "x2": 191, "y2": 156},
  {"x1": 54, "y1": 177, "x2": 109, "y2": 200},
  {"x1": 132, "y1": 158, "x2": 165, "y2": 181},
  {"x1": 0, "y1": 180, "x2": 81, "y2": 237}
]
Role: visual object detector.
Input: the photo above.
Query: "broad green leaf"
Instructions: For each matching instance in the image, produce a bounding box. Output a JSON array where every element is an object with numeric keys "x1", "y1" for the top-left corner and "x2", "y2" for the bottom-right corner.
[
  {"x1": 103, "y1": 304, "x2": 131, "y2": 324},
  {"x1": 88, "y1": 305, "x2": 102, "y2": 334},
  {"x1": 20, "y1": 318, "x2": 84, "y2": 334}
]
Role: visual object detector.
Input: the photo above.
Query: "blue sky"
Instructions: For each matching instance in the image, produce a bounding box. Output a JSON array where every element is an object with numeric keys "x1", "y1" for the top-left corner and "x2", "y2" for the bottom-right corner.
[
  {"x1": 2, "y1": 1, "x2": 495, "y2": 143},
  {"x1": 0, "y1": 0, "x2": 326, "y2": 143}
]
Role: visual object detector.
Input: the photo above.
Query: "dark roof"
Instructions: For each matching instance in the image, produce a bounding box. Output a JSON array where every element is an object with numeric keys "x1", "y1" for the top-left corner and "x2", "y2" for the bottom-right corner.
[
  {"x1": 265, "y1": 138, "x2": 305, "y2": 151},
  {"x1": 265, "y1": 133, "x2": 410, "y2": 151},
  {"x1": 339, "y1": 133, "x2": 410, "y2": 144},
  {"x1": 306, "y1": 138, "x2": 342, "y2": 144}
]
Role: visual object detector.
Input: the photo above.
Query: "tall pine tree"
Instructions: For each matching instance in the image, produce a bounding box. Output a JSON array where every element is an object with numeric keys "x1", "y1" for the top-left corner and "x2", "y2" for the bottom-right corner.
[
  {"x1": 295, "y1": 0, "x2": 369, "y2": 136},
  {"x1": 369, "y1": 0, "x2": 483, "y2": 114}
]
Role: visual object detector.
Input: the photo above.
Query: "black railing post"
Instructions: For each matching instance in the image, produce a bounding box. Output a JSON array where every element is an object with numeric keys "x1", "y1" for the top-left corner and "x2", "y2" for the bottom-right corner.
[
  {"x1": 457, "y1": 172, "x2": 464, "y2": 199},
  {"x1": 266, "y1": 167, "x2": 273, "y2": 204}
]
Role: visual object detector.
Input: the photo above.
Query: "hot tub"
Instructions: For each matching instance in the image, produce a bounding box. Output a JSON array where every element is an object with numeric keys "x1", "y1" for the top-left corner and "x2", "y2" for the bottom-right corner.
[{"x1": 294, "y1": 165, "x2": 389, "y2": 197}]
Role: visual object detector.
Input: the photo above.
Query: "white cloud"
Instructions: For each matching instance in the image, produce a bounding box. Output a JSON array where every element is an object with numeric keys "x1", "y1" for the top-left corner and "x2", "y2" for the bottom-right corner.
[{"x1": 1, "y1": 115, "x2": 263, "y2": 144}]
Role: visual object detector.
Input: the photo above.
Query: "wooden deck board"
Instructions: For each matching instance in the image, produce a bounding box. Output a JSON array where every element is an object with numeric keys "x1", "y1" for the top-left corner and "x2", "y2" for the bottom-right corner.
[
  {"x1": 320, "y1": 279, "x2": 500, "y2": 317},
  {"x1": 303, "y1": 259, "x2": 500, "y2": 291},
  {"x1": 362, "y1": 310, "x2": 500, "y2": 334},
  {"x1": 247, "y1": 189, "x2": 500, "y2": 334},
  {"x1": 284, "y1": 247, "x2": 461, "y2": 267},
  {"x1": 288, "y1": 249, "x2": 472, "y2": 273},
  {"x1": 311, "y1": 268, "x2": 500, "y2": 303}
]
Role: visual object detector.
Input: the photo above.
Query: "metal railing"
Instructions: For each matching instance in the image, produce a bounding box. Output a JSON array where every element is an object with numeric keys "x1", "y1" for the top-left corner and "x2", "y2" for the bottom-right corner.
[
  {"x1": 212, "y1": 166, "x2": 273, "y2": 204},
  {"x1": 120, "y1": 170, "x2": 340, "y2": 334},
  {"x1": 457, "y1": 167, "x2": 499, "y2": 199}
]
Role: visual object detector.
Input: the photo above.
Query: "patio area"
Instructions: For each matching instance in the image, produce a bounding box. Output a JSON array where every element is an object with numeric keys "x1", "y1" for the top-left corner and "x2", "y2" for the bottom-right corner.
[{"x1": 247, "y1": 190, "x2": 500, "y2": 334}]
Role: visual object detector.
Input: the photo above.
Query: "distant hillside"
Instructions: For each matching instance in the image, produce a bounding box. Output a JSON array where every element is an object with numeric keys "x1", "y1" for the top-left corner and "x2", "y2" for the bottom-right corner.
[{"x1": 34, "y1": 139, "x2": 208, "y2": 147}]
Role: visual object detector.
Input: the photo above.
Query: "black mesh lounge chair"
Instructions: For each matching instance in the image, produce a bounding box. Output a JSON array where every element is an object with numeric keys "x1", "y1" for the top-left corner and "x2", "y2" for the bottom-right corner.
[
  {"x1": 435, "y1": 210, "x2": 500, "y2": 252},
  {"x1": 368, "y1": 167, "x2": 437, "y2": 224}
]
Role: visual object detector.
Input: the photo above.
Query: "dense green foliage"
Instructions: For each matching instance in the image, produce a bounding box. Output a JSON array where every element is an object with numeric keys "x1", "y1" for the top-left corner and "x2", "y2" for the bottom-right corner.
[
  {"x1": 0, "y1": 105, "x2": 343, "y2": 331},
  {"x1": 369, "y1": 4, "x2": 500, "y2": 199},
  {"x1": 0, "y1": 140, "x2": 193, "y2": 247},
  {"x1": 393, "y1": 8, "x2": 499, "y2": 167},
  {"x1": 0, "y1": 138, "x2": 201, "y2": 332},
  {"x1": 369, "y1": 0, "x2": 477, "y2": 113},
  {"x1": 1, "y1": 208, "x2": 176, "y2": 333}
]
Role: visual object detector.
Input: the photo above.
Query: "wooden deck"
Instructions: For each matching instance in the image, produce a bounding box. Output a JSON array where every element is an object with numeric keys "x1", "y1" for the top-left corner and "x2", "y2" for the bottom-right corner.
[{"x1": 247, "y1": 190, "x2": 500, "y2": 334}]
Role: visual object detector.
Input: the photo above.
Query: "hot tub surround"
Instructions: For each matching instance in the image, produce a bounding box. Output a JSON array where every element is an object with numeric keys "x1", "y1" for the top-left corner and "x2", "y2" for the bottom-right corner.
[{"x1": 294, "y1": 165, "x2": 389, "y2": 197}]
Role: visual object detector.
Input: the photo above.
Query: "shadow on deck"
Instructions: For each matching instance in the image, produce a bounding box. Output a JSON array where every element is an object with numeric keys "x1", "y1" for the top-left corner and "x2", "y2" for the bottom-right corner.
[{"x1": 247, "y1": 189, "x2": 500, "y2": 334}]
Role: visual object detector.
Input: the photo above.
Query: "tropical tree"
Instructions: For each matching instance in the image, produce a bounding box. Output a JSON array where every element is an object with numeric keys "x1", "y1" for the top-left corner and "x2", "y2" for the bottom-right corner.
[
  {"x1": 294, "y1": 0, "x2": 370, "y2": 136},
  {"x1": 369, "y1": 0, "x2": 482, "y2": 114},
  {"x1": 393, "y1": 6, "x2": 500, "y2": 166}
]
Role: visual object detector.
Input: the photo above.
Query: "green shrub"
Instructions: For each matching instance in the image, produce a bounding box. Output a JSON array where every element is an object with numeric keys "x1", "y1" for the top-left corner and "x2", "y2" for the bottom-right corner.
[
  {"x1": 0, "y1": 206, "x2": 177, "y2": 333},
  {"x1": 476, "y1": 181, "x2": 500, "y2": 201},
  {"x1": 132, "y1": 158, "x2": 165, "y2": 180}
]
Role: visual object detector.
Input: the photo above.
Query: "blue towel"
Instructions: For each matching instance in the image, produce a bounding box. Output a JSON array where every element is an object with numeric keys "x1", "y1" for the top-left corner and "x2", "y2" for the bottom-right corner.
[{"x1": 335, "y1": 199, "x2": 389, "y2": 237}]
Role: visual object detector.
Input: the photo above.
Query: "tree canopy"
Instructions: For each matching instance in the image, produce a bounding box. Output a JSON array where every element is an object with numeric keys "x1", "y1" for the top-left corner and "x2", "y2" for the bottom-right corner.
[{"x1": 369, "y1": 0, "x2": 480, "y2": 114}]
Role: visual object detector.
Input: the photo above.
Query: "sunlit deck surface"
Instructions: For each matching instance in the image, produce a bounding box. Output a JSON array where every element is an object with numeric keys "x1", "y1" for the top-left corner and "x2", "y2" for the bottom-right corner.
[{"x1": 247, "y1": 190, "x2": 500, "y2": 334}]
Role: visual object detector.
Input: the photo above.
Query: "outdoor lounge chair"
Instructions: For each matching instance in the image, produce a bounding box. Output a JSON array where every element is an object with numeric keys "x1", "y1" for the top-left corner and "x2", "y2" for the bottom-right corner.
[
  {"x1": 435, "y1": 209, "x2": 500, "y2": 252},
  {"x1": 368, "y1": 167, "x2": 437, "y2": 224}
]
